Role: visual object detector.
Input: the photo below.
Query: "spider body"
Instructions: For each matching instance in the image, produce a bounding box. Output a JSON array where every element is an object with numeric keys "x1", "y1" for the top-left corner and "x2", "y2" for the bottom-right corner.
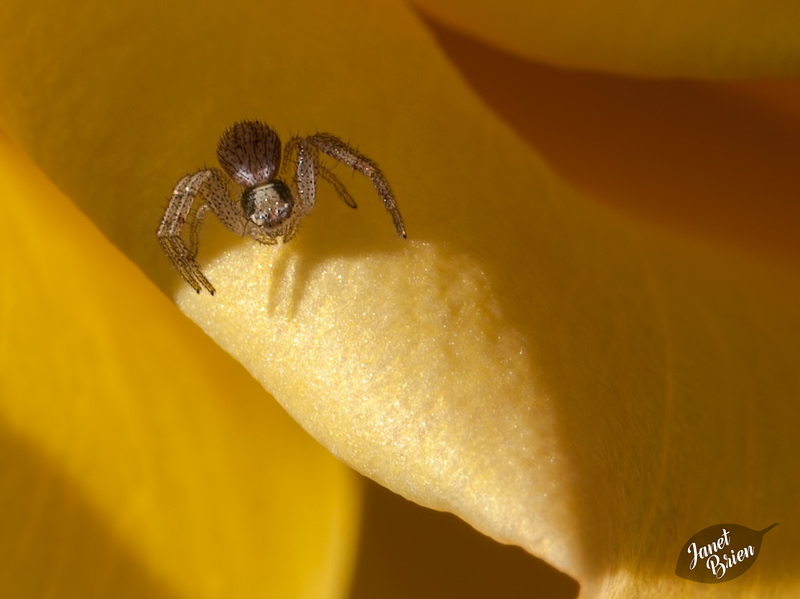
[{"x1": 157, "y1": 120, "x2": 406, "y2": 295}]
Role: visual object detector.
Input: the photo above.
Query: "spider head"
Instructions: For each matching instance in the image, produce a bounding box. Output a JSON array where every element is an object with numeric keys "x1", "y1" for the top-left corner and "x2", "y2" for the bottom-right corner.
[{"x1": 241, "y1": 180, "x2": 294, "y2": 230}]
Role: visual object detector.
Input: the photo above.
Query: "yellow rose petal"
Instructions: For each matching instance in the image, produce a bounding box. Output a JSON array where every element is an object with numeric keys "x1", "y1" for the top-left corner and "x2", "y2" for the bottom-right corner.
[
  {"x1": 2, "y1": 1, "x2": 800, "y2": 596},
  {"x1": 424, "y1": 23, "x2": 800, "y2": 266},
  {"x1": 0, "y1": 131, "x2": 360, "y2": 598},
  {"x1": 417, "y1": 0, "x2": 800, "y2": 77}
]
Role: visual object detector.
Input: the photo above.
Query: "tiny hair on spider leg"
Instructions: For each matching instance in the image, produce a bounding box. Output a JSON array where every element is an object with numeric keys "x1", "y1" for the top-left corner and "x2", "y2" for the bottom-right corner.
[{"x1": 157, "y1": 120, "x2": 406, "y2": 294}]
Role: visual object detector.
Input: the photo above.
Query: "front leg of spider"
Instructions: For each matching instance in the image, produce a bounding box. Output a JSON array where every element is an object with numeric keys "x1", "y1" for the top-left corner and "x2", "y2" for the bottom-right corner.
[
  {"x1": 158, "y1": 169, "x2": 247, "y2": 295},
  {"x1": 158, "y1": 120, "x2": 406, "y2": 295},
  {"x1": 283, "y1": 136, "x2": 358, "y2": 210},
  {"x1": 306, "y1": 133, "x2": 407, "y2": 239}
]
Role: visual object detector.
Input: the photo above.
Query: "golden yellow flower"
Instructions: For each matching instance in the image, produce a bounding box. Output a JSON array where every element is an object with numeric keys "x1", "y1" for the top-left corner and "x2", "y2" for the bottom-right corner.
[{"x1": 2, "y1": 1, "x2": 799, "y2": 597}]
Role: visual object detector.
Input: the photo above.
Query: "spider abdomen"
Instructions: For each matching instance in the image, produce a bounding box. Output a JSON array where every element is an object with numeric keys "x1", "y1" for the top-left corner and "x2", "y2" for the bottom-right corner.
[
  {"x1": 241, "y1": 180, "x2": 295, "y2": 229},
  {"x1": 217, "y1": 120, "x2": 282, "y2": 187}
]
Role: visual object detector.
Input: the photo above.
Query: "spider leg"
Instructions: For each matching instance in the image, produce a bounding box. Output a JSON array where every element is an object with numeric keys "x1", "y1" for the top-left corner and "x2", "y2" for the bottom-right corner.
[
  {"x1": 285, "y1": 137, "x2": 356, "y2": 212},
  {"x1": 305, "y1": 133, "x2": 406, "y2": 238},
  {"x1": 158, "y1": 173, "x2": 213, "y2": 293},
  {"x1": 292, "y1": 137, "x2": 319, "y2": 219},
  {"x1": 192, "y1": 168, "x2": 250, "y2": 237},
  {"x1": 190, "y1": 204, "x2": 210, "y2": 257},
  {"x1": 319, "y1": 165, "x2": 358, "y2": 209},
  {"x1": 158, "y1": 168, "x2": 248, "y2": 295},
  {"x1": 282, "y1": 222, "x2": 300, "y2": 243},
  {"x1": 280, "y1": 136, "x2": 300, "y2": 182}
]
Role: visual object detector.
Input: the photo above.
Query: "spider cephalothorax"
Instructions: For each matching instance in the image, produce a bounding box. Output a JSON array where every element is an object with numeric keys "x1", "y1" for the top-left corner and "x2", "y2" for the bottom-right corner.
[
  {"x1": 157, "y1": 120, "x2": 406, "y2": 295},
  {"x1": 240, "y1": 180, "x2": 294, "y2": 230}
]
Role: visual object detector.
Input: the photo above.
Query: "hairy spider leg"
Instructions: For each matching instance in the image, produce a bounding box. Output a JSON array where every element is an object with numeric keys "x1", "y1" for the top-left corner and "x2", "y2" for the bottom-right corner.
[
  {"x1": 282, "y1": 136, "x2": 358, "y2": 210},
  {"x1": 318, "y1": 167, "x2": 358, "y2": 208},
  {"x1": 291, "y1": 137, "x2": 318, "y2": 219},
  {"x1": 158, "y1": 173, "x2": 215, "y2": 294},
  {"x1": 158, "y1": 169, "x2": 248, "y2": 294},
  {"x1": 306, "y1": 133, "x2": 406, "y2": 238}
]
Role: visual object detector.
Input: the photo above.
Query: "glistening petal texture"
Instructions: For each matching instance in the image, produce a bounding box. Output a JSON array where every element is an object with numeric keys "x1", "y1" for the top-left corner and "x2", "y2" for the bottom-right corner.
[
  {"x1": 416, "y1": 0, "x2": 800, "y2": 77},
  {"x1": 0, "y1": 133, "x2": 360, "y2": 599},
  {"x1": 1, "y1": 0, "x2": 799, "y2": 597}
]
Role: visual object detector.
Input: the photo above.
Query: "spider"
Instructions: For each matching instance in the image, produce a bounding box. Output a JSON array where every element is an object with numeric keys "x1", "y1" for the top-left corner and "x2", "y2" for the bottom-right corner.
[{"x1": 157, "y1": 120, "x2": 406, "y2": 295}]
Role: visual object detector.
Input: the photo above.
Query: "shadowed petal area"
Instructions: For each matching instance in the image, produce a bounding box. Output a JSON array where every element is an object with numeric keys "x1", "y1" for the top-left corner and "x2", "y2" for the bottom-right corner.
[
  {"x1": 0, "y1": 133, "x2": 359, "y2": 598},
  {"x1": 415, "y1": 0, "x2": 800, "y2": 77},
  {"x1": 349, "y1": 478, "x2": 580, "y2": 598},
  {"x1": 2, "y1": 1, "x2": 800, "y2": 597},
  {"x1": 423, "y1": 18, "x2": 800, "y2": 266}
]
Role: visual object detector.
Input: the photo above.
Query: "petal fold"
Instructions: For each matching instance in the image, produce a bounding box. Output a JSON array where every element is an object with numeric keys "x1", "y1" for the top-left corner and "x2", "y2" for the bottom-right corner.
[
  {"x1": 0, "y1": 132, "x2": 359, "y2": 599},
  {"x1": 416, "y1": 0, "x2": 800, "y2": 77}
]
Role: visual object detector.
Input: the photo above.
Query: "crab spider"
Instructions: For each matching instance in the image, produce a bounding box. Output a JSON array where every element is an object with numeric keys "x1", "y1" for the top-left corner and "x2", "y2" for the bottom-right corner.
[{"x1": 157, "y1": 120, "x2": 406, "y2": 295}]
